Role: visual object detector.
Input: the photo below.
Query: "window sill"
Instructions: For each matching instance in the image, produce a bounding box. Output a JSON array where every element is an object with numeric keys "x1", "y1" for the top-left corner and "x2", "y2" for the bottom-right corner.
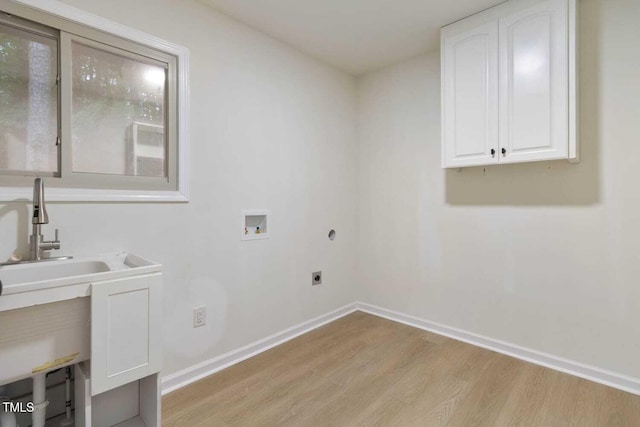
[{"x1": 0, "y1": 187, "x2": 189, "y2": 202}]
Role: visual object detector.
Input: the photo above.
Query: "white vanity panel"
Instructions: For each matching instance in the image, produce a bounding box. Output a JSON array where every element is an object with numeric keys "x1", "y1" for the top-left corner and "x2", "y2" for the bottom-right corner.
[{"x1": 91, "y1": 273, "x2": 162, "y2": 396}]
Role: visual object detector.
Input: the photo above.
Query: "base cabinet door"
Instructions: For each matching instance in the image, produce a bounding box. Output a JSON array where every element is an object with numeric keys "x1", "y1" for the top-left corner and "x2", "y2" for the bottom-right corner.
[{"x1": 91, "y1": 274, "x2": 162, "y2": 396}]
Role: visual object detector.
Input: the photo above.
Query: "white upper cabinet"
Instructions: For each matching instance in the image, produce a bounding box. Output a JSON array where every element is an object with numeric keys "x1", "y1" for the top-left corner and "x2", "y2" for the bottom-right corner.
[{"x1": 441, "y1": 0, "x2": 577, "y2": 168}]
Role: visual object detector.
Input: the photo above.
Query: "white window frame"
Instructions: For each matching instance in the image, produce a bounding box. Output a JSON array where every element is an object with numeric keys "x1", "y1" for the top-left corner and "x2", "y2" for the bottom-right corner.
[{"x1": 0, "y1": 0, "x2": 190, "y2": 202}]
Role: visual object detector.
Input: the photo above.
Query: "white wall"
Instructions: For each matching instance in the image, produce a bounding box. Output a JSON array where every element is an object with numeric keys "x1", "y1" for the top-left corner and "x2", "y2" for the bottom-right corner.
[
  {"x1": 357, "y1": 0, "x2": 640, "y2": 379},
  {"x1": 0, "y1": 0, "x2": 359, "y2": 377}
]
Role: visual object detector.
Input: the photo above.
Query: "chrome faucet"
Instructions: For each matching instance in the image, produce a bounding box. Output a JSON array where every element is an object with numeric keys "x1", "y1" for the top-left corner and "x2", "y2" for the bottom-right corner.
[{"x1": 29, "y1": 178, "x2": 61, "y2": 261}]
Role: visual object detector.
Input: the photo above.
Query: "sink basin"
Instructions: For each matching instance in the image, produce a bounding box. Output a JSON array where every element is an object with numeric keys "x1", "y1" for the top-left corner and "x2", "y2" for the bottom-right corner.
[
  {"x1": 0, "y1": 260, "x2": 110, "y2": 286},
  {"x1": 0, "y1": 252, "x2": 161, "y2": 311}
]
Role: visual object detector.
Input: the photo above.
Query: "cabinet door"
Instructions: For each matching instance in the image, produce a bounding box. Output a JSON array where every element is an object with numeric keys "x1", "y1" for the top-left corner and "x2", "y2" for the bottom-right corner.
[
  {"x1": 498, "y1": 0, "x2": 568, "y2": 163},
  {"x1": 91, "y1": 274, "x2": 162, "y2": 395},
  {"x1": 442, "y1": 20, "x2": 499, "y2": 168}
]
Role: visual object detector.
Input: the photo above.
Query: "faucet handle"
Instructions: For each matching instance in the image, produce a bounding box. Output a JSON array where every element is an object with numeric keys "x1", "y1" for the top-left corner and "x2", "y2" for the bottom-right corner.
[{"x1": 51, "y1": 229, "x2": 61, "y2": 250}]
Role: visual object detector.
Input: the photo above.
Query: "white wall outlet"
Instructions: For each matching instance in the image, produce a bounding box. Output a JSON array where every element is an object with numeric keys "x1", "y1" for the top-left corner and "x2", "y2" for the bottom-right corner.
[{"x1": 193, "y1": 306, "x2": 206, "y2": 328}]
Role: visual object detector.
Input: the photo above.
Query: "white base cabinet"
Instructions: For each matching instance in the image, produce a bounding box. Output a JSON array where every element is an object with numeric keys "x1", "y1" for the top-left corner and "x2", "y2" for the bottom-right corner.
[
  {"x1": 77, "y1": 272, "x2": 163, "y2": 427},
  {"x1": 441, "y1": 0, "x2": 577, "y2": 168}
]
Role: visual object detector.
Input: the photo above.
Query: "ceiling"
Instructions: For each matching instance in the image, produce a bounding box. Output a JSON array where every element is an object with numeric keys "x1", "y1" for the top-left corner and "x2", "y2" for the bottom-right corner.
[{"x1": 200, "y1": 0, "x2": 504, "y2": 75}]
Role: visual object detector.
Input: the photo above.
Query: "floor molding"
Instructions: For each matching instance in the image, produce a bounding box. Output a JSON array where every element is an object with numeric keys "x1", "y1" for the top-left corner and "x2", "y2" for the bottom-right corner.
[
  {"x1": 356, "y1": 302, "x2": 640, "y2": 396},
  {"x1": 161, "y1": 302, "x2": 358, "y2": 395},
  {"x1": 162, "y1": 301, "x2": 640, "y2": 397}
]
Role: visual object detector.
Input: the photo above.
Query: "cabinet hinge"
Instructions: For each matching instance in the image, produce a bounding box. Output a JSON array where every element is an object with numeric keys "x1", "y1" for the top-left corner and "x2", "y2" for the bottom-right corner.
[{"x1": 55, "y1": 136, "x2": 61, "y2": 146}]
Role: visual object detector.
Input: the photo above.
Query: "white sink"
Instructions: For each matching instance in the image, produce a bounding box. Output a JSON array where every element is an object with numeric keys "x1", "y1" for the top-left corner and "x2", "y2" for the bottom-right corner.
[
  {"x1": 0, "y1": 252, "x2": 161, "y2": 312},
  {"x1": 0, "y1": 260, "x2": 110, "y2": 286}
]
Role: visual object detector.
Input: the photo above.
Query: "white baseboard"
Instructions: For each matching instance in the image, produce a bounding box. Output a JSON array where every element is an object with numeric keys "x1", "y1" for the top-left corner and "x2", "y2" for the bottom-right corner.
[
  {"x1": 356, "y1": 302, "x2": 640, "y2": 396},
  {"x1": 161, "y1": 302, "x2": 358, "y2": 395},
  {"x1": 162, "y1": 301, "x2": 640, "y2": 397}
]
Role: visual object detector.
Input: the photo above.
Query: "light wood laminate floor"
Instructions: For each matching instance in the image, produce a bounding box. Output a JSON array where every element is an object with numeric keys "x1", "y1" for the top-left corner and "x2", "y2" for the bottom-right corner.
[{"x1": 162, "y1": 312, "x2": 640, "y2": 426}]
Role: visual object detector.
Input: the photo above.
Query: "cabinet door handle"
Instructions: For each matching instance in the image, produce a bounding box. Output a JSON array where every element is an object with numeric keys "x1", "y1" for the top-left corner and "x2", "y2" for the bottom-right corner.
[
  {"x1": 491, "y1": 149, "x2": 495, "y2": 157},
  {"x1": 501, "y1": 148, "x2": 506, "y2": 156}
]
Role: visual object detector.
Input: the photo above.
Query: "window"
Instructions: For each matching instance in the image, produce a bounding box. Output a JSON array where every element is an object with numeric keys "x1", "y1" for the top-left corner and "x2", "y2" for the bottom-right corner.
[
  {"x1": 0, "y1": 1, "x2": 188, "y2": 201},
  {"x1": 0, "y1": 17, "x2": 58, "y2": 176}
]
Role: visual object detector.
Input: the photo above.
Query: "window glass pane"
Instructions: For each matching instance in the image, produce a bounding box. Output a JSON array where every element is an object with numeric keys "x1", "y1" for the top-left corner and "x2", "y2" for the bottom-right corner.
[
  {"x1": 0, "y1": 22, "x2": 58, "y2": 174},
  {"x1": 71, "y1": 41, "x2": 166, "y2": 178}
]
